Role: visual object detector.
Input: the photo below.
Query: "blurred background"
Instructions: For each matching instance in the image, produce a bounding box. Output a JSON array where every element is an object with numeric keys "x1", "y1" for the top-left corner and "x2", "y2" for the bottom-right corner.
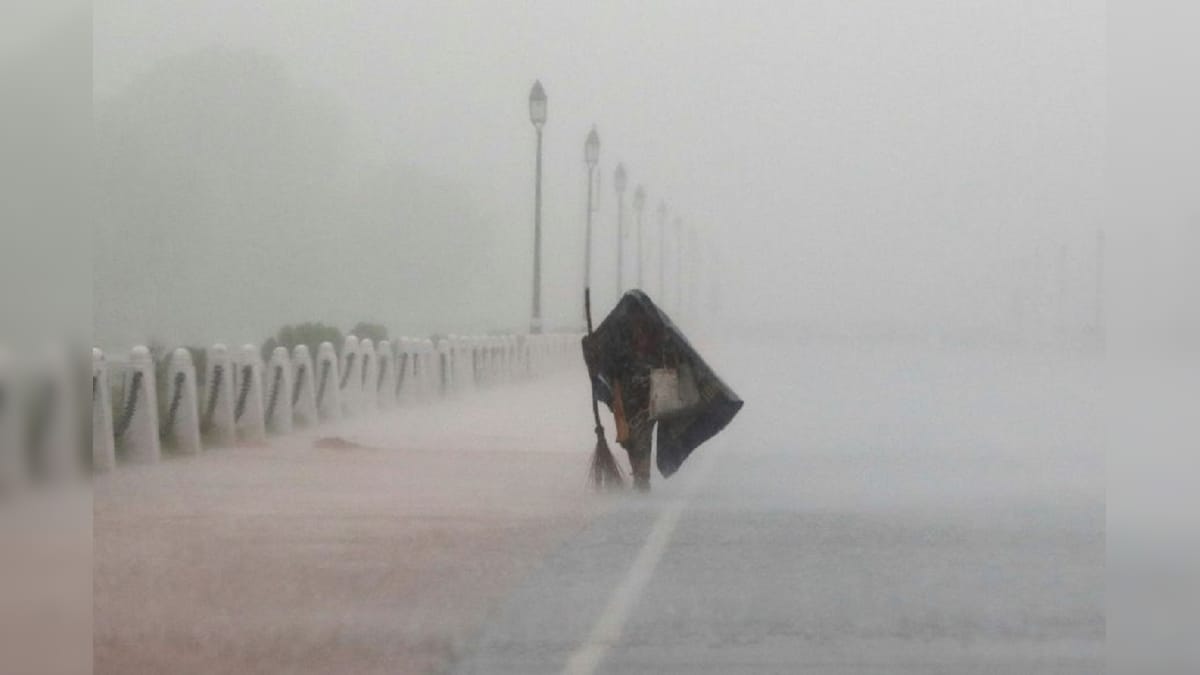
[{"x1": 89, "y1": 1, "x2": 1108, "y2": 350}]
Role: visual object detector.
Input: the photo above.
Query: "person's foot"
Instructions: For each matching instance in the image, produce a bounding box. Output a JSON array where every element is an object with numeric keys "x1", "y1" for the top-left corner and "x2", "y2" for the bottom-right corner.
[
  {"x1": 633, "y1": 472, "x2": 651, "y2": 493},
  {"x1": 630, "y1": 456, "x2": 651, "y2": 492}
]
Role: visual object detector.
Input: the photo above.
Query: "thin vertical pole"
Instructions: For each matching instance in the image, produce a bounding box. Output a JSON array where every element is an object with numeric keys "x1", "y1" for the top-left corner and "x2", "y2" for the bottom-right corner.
[
  {"x1": 677, "y1": 221, "x2": 685, "y2": 312},
  {"x1": 1095, "y1": 228, "x2": 1105, "y2": 346},
  {"x1": 658, "y1": 207, "x2": 666, "y2": 300},
  {"x1": 531, "y1": 129, "x2": 544, "y2": 334},
  {"x1": 636, "y1": 208, "x2": 644, "y2": 289},
  {"x1": 585, "y1": 164, "x2": 595, "y2": 323},
  {"x1": 616, "y1": 192, "x2": 625, "y2": 299}
]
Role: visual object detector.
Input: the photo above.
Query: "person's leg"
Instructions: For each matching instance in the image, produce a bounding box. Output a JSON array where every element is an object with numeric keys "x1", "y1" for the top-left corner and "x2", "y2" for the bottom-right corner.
[{"x1": 625, "y1": 426, "x2": 653, "y2": 492}]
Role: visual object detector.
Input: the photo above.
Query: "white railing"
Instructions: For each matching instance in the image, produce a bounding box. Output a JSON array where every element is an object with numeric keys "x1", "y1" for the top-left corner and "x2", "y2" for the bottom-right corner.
[{"x1": 0, "y1": 332, "x2": 581, "y2": 489}]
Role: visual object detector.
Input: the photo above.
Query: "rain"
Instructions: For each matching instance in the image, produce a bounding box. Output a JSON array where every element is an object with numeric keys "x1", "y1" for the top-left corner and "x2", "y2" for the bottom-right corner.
[{"x1": 1, "y1": 1, "x2": 1198, "y2": 673}]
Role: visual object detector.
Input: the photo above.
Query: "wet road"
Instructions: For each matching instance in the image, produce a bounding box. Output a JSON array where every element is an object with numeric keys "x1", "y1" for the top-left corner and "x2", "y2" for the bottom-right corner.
[
  {"x1": 453, "y1": 340, "x2": 1104, "y2": 674},
  {"x1": 92, "y1": 338, "x2": 1103, "y2": 674}
]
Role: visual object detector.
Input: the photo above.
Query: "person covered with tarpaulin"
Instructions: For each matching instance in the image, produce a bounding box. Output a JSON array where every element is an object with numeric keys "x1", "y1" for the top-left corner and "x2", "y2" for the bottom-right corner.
[{"x1": 582, "y1": 290, "x2": 743, "y2": 491}]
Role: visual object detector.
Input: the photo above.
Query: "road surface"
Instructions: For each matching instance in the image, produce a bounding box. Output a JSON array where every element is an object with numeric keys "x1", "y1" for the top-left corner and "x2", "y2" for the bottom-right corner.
[{"x1": 95, "y1": 336, "x2": 1103, "y2": 674}]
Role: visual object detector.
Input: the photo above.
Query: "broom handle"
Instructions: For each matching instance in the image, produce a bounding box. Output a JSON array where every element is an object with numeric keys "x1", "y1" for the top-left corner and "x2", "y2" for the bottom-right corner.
[{"x1": 584, "y1": 288, "x2": 604, "y2": 434}]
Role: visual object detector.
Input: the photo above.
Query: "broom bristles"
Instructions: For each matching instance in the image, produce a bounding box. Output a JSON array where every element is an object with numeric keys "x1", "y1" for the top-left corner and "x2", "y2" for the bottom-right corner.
[{"x1": 589, "y1": 433, "x2": 624, "y2": 490}]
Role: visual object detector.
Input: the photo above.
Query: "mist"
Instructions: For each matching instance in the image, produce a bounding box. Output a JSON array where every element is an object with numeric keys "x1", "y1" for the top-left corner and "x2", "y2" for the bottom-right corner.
[
  {"x1": 93, "y1": 1, "x2": 1105, "y2": 348},
  {"x1": 6, "y1": 1, "x2": 1200, "y2": 673}
]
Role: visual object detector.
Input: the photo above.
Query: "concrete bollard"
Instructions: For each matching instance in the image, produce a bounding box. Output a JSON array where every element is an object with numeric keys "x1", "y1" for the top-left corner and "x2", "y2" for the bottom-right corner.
[
  {"x1": 422, "y1": 339, "x2": 437, "y2": 398},
  {"x1": 315, "y1": 341, "x2": 342, "y2": 422},
  {"x1": 393, "y1": 338, "x2": 410, "y2": 404},
  {"x1": 414, "y1": 339, "x2": 426, "y2": 399},
  {"x1": 458, "y1": 336, "x2": 474, "y2": 392},
  {"x1": 404, "y1": 339, "x2": 420, "y2": 401},
  {"x1": 401, "y1": 337, "x2": 424, "y2": 403},
  {"x1": 233, "y1": 344, "x2": 266, "y2": 443},
  {"x1": 203, "y1": 344, "x2": 236, "y2": 447},
  {"x1": 359, "y1": 338, "x2": 378, "y2": 412},
  {"x1": 472, "y1": 337, "x2": 482, "y2": 387},
  {"x1": 0, "y1": 350, "x2": 27, "y2": 490},
  {"x1": 376, "y1": 340, "x2": 396, "y2": 408},
  {"x1": 410, "y1": 339, "x2": 425, "y2": 400},
  {"x1": 406, "y1": 339, "x2": 422, "y2": 400},
  {"x1": 483, "y1": 337, "x2": 495, "y2": 386},
  {"x1": 117, "y1": 346, "x2": 161, "y2": 463},
  {"x1": 497, "y1": 336, "x2": 508, "y2": 382},
  {"x1": 493, "y1": 337, "x2": 505, "y2": 383},
  {"x1": 472, "y1": 337, "x2": 485, "y2": 387},
  {"x1": 471, "y1": 337, "x2": 482, "y2": 387},
  {"x1": 529, "y1": 335, "x2": 538, "y2": 375},
  {"x1": 516, "y1": 335, "x2": 529, "y2": 378},
  {"x1": 444, "y1": 335, "x2": 458, "y2": 394},
  {"x1": 464, "y1": 337, "x2": 477, "y2": 389},
  {"x1": 502, "y1": 335, "x2": 515, "y2": 382},
  {"x1": 91, "y1": 348, "x2": 116, "y2": 473},
  {"x1": 162, "y1": 348, "x2": 201, "y2": 455},
  {"x1": 459, "y1": 336, "x2": 474, "y2": 392},
  {"x1": 17, "y1": 348, "x2": 81, "y2": 481},
  {"x1": 473, "y1": 337, "x2": 487, "y2": 387},
  {"x1": 290, "y1": 345, "x2": 318, "y2": 428},
  {"x1": 490, "y1": 337, "x2": 503, "y2": 384},
  {"x1": 264, "y1": 346, "x2": 293, "y2": 435},
  {"x1": 46, "y1": 349, "x2": 83, "y2": 479},
  {"x1": 437, "y1": 338, "x2": 453, "y2": 397},
  {"x1": 453, "y1": 336, "x2": 466, "y2": 390},
  {"x1": 495, "y1": 336, "x2": 507, "y2": 383},
  {"x1": 511, "y1": 335, "x2": 522, "y2": 379},
  {"x1": 340, "y1": 335, "x2": 361, "y2": 416}
]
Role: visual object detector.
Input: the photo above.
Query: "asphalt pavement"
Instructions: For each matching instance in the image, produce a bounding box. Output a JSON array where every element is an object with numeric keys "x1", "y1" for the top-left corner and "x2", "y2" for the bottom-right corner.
[
  {"x1": 93, "y1": 337, "x2": 1103, "y2": 675},
  {"x1": 452, "y1": 339, "x2": 1104, "y2": 674}
]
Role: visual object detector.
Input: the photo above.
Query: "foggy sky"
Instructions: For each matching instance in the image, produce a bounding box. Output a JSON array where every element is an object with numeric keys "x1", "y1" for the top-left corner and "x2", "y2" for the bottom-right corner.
[{"x1": 93, "y1": 1, "x2": 1106, "y2": 348}]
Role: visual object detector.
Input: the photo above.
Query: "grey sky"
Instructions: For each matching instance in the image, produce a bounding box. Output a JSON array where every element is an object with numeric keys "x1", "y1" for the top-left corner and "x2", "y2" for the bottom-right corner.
[{"x1": 93, "y1": 1, "x2": 1105, "y2": 346}]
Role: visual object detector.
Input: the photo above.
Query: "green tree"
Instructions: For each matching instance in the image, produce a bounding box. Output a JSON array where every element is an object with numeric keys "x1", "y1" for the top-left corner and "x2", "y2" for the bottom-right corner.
[
  {"x1": 268, "y1": 322, "x2": 345, "y2": 361},
  {"x1": 348, "y1": 321, "x2": 388, "y2": 345}
]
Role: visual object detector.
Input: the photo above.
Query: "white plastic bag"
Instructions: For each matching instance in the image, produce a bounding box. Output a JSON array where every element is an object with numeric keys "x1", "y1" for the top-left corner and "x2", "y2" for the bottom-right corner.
[{"x1": 650, "y1": 362, "x2": 699, "y2": 420}]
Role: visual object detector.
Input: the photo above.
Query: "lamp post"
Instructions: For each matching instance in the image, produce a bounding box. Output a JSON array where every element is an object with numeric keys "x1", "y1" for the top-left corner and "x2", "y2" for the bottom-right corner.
[
  {"x1": 689, "y1": 226, "x2": 701, "y2": 316},
  {"x1": 633, "y1": 185, "x2": 646, "y2": 289},
  {"x1": 657, "y1": 201, "x2": 668, "y2": 299},
  {"x1": 1095, "y1": 227, "x2": 1105, "y2": 347},
  {"x1": 584, "y1": 127, "x2": 600, "y2": 320},
  {"x1": 528, "y1": 80, "x2": 547, "y2": 334},
  {"x1": 674, "y1": 216, "x2": 684, "y2": 311},
  {"x1": 614, "y1": 163, "x2": 627, "y2": 298}
]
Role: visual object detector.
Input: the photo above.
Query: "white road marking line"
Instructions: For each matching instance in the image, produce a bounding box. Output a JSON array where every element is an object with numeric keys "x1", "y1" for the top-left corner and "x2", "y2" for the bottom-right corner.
[{"x1": 561, "y1": 449, "x2": 719, "y2": 675}]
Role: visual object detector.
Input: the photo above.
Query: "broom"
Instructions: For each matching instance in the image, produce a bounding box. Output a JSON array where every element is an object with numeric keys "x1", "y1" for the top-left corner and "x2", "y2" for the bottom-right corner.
[{"x1": 585, "y1": 287, "x2": 624, "y2": 490}]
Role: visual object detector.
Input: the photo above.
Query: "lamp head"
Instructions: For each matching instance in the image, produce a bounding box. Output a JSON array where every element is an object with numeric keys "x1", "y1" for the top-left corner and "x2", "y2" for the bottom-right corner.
[
  {"x1": 584, "y1": 126, "x2": 600, "y2": 167},
  {"x1": 528, "y1": 80, "x2": 547, "y2": 129}
]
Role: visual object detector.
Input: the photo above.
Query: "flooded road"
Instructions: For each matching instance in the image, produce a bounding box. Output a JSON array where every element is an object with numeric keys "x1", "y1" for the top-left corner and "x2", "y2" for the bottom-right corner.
[{"x1": 95, "y1": 338, "x2": 1103, "y2": 674}]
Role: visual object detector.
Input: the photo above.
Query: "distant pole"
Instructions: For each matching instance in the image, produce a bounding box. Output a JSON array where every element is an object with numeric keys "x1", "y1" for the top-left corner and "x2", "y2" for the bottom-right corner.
[
  {"x1": 633, "y1": 186, "x2": 646, "y2": 290},
  {"x1": 674, "y1": 216, "x2": 684, "y2": 312},
  {"x1": 1095, "y1": 228, "x2": 1105, "y2": 346},
  {"x1": 657, "y1": 201, "x2": 668, "y2": 300},
  {"x1": 614, "y1": 163, "x2": 627, "y2": 298},
  {"x1": 1057, "y1": 244, "x2": 1068, "y2": 340},
  {"x1": 584, "y1": 127, "x2": 600, "y2": 323},
  {"x1": 689, "y1": 227, "x2": 700, "y2": 316},
  {"x1": 528, "y1": 81, "x2": 548, "y2": 334}
]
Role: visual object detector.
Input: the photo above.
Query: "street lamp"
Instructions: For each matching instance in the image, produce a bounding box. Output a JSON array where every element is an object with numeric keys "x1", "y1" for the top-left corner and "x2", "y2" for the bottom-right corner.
[
  {"x1": 584, "y1": 127, "x2": 600, "y2": 317},
  {"x1": 633, "y1": 185, "x2": 646, "y2": 289},
  {"x1": 528, "y1": 80, "x2": 547, "y2": 334},
  {"x1": 657, "y1": 201, "x2": 668, "y2": 299},
  {"x1": 614, "y1": 163, "x2": 627, "y2": 298},
  {"x1": 673, "y1": 216, "x2": 684, "y2": 311},
  {"x1": 688, "y1": 226, "x2": 701, "y2": 316}
]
